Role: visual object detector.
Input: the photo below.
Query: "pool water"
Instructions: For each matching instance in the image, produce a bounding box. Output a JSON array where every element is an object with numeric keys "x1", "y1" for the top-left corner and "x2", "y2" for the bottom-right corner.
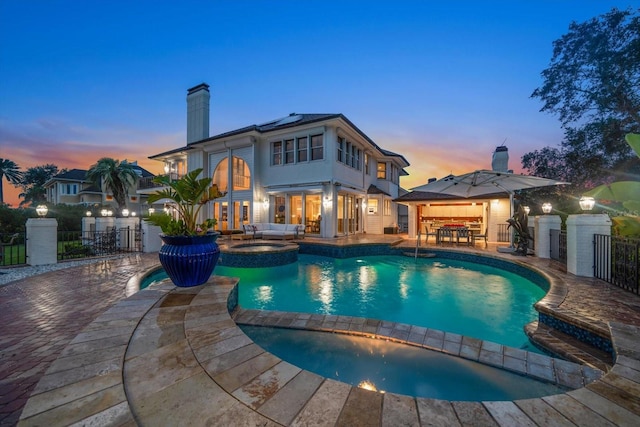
[
  {"x1": 218, "y1": 255, "x2": 545, "y2": 350},
  {"x1": 241, "y1": 325, "x2": 567, "y2": 401}
]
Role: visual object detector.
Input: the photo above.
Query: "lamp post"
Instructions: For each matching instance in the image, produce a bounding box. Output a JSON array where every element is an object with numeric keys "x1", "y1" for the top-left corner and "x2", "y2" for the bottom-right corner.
[
  {"x1": 579, "y1": 196, "x2": 595, "y2": 211},
  {"x1": 36, "y1": 205, "x2": 48, "y2": 217},
  {"x1": 541, "y1": 203, "x2": 552, "y2": 214}
]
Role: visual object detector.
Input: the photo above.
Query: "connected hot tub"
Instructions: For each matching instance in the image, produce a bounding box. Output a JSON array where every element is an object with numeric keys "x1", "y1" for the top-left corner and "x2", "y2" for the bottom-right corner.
[{"x1": 219, "y1": 242, "x2": 299, "y2": 268}]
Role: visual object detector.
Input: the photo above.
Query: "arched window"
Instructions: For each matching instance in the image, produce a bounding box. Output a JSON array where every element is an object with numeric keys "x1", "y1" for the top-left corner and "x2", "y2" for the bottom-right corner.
[{"x1": 212, "y1": 156, "x2": 251, "y2": 192}]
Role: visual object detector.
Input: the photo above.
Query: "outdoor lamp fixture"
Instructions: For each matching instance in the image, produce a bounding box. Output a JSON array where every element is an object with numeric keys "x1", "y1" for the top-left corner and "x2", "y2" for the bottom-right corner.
[
  {"x1": 36, "y1": 205, "x2": 48, "y2": 217},
  {"x1": 523, "y1": 206, "x2": 530, "y2": 215},
  {"x1": 101, "y1": 209, "x2": 108, "y2": 217},
  {"x1": 107, "y1": 210, "x2": 113, "y2": 217},
  {"x1": 542, "y1": 203, "x2": 552, "y2": 214},
  {"x1": 263, "y1": 198, "x2": 269, "y2": 209},
  {"x1": 131, "y1": 212, "x2": 136, "y2": 217},
  {"x1": 148, "y1": 207, "x2": 155, "y2": 215},
  {"x1": 122, "y1": 209, "x2": 130, "y2": 217},
  {"x1": 579, "y1": 196, "x2": 595, "y2": 211},
  {"x1": 86, "y1": 210, "x2": 92, "y2": 217}
]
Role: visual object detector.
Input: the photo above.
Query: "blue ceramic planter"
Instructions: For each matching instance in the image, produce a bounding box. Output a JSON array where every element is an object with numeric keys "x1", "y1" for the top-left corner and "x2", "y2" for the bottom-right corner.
[{"x1": 159, "y1": 232, "x2": 220, "y2": 287}]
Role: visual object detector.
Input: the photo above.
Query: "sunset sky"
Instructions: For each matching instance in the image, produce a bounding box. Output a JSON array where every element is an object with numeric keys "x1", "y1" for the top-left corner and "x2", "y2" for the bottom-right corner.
[{"x1": 1, "y1": 0, "x2": 636, "y2": 207}]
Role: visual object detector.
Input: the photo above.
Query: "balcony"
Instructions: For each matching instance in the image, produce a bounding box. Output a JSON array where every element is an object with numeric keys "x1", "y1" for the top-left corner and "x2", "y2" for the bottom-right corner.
[{"x1": 137, "y1": 173, "x2": 183, "y2": 191}]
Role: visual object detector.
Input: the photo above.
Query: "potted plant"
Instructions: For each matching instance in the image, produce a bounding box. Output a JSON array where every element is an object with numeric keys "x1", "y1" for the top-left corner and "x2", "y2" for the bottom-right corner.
[{"x1": 146, "y1": 168, "x2": 226, "y2": 287}]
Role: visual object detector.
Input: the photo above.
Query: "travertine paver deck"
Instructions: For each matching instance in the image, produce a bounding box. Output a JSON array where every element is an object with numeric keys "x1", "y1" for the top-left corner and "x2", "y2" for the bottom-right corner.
[{"x1": 3, "y1": 237, "x2": 640, "y2": 426}]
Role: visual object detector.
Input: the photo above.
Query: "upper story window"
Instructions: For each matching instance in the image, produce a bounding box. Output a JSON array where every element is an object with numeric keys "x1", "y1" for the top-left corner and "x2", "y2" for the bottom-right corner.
[
  {"x1": 272, "y1": 134, "x2": 323, "y2": 165},
  {"x1": 285, "y1": 139, "x2": 295, "y2": 164},
  {"x1": 311, "y1": 134, "x2": 323, "y2": 160},
  {"x1": 272, "y1": 141, "x2": 283, "y2": 165},
  {"x1": 377, "y1": 162, "x2": 387, "y2": 179},
  {"x1": 364, "y1": 153, "x2": 370, "y2": 174},
  {"x1": 297, "y1": 137, "x2": 308, "y2": 162},
  {"x1": 213, "y1": 156, "x2": 251, "y2": 192},
  {"x1": 336, "y1": 137, "x2": 361, "y2": 171},
  {"x1": 60, "y1": 183, "x2": 78, "y2": 195}
]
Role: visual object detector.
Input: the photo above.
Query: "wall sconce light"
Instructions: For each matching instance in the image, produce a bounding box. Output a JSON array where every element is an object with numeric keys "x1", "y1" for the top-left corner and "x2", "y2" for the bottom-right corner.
[
  {"x1": 323, "y1": 196, "x2": 332, "y2": 207},
  {"x1": 86, "y1": 210, "x2": 92, "y2": 217},
  {"x1": 523, "y1": 206, "x2": 530, "y2": 215},
  {"x1": 541, "y1": 203, "x2": 552, "y2": 214},
  {"x1": 579, "y1": 196, "x2": 595, "y2": 211},
  {"x1": 491, "y1": 199, "x2": 499, "y2": 206},
  {"x1": 36, "y1": 205, "x2": 48, "y2": 217},
  {"x1": 263, "y1": 198, "x2": 269, "y2": 209},
  {"x1": 101, "y1": 209, "x2": 108, "y2": 217},
  {"x1": 122, "y1": 209, "x2": 130, "y2": 217}
]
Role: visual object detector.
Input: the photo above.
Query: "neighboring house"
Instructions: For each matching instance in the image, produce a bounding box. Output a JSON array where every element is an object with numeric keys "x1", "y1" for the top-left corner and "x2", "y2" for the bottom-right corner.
[
  {"x1": 143, "y1": 83, "x2": 410, "y2": 237},
  {"x1": 44, "y1": 162, "x2": 154, "y2": 213}
]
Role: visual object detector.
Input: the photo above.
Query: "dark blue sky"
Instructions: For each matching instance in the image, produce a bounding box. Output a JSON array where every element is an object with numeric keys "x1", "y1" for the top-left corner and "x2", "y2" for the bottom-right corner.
[{"x1": 0, "y1": 0, "x2": 636, "y2": 205}]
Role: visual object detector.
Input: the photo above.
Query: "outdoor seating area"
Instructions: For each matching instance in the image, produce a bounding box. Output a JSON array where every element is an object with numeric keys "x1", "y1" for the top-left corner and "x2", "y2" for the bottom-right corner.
[
  {"x1": 423, "y1": 223, "x2": 483, "y2": 246},
  {"x1": 238, "y1": 223, "x2": 305, "y2": 240}
]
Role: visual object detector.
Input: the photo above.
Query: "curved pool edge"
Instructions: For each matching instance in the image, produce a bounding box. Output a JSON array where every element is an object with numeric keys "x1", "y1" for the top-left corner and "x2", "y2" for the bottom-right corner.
[{"x1": 20, "y1": 273, "x2": 640, "y2": 426}]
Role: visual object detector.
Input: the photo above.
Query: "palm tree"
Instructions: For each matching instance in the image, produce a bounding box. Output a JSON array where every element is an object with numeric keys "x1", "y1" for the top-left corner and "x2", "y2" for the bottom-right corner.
[
  {"x1": 86, "y1": 158, "x2": 139, "y2": 215},
  {"x1": 0, "y1": 158, "x2": 23, "y2": 204}
]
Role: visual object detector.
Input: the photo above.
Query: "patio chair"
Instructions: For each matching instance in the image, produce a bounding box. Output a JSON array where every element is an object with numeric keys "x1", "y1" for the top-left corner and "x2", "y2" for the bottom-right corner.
[
  {"x1": 438, "y1": 227, "x2": 454, "y2": 244},
  {"x1": 424, "y1": 224, "x2": 438, "y2": 244},
  {"x1": 473, "y1": 226, "x2": 488, "y2": 246},
  {"x1": 456, "y1": 228, "x2": 472, "y2": 246}
]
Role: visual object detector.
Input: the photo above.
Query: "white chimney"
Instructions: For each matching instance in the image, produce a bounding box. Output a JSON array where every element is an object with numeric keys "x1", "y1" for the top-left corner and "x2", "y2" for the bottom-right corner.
[
  {"x1": 491, "y1": 145, "x2": 509, "y2": 172},
  {"x1": 186, "y1": 83, "x2": 210, "y2": 144}
]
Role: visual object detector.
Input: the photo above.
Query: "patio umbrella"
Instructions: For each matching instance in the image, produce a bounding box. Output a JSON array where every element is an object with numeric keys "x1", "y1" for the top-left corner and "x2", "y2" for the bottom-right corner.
[{"x1": 411, "y1": 170, "x2": 569, "y2": 248}]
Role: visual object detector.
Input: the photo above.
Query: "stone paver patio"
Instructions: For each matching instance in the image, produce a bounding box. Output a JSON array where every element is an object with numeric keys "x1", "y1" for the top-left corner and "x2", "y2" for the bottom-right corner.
[{"x1": 1, "y1": 239, "x2": 639, "y2": 426}]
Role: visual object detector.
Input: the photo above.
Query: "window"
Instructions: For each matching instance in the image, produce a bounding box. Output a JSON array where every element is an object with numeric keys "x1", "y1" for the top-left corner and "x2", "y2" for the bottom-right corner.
[
  {"x1": 60, "y1": 183, "x2": 78, "y2": 195},
  {"x1": 311, "y1": 134, "x2": 323, "y2": 160},
  {"x1": 232, "y1": 157, "x2": 250, "y2": 190},
  {"x1": 272, "y1": 141, "x2": 282, "y2": 165},
  {"x1": 368, "y1": 199, "x2": 378, "y2": 214},
  {"x1": 384, "y1": 200, "x2": 391, "y2": 215},
  {"x1": 351, "y1": 145, "x2": 357, "y2": 168},
  {"x1": 377, "y1": 162, "x2": 387, "y2": 179},
  {"x1": 345, "y1": 141, "x2": 351, "y2": 166},
  {"x1": 213, "y1": 156, "x2": 251, "y2": 192},
  {"x1": 285, "y1": 139, "x2": 295, "y2": 164},
  {"x1": 297, "y1": 137, "x2": 308, "y2": 162},
  {"x1": 365, "y1": 153, "x2": 369, "y2": 174},
  {"x1": 337, "y1": 138, "x2": 344, "y2": 163}
]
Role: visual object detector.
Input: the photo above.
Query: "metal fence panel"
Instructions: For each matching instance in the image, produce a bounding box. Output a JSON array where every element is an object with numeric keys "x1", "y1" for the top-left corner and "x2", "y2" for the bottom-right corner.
[
  {"x1": 550, "y1": 229, "x2": 567, "y2": 264},
  {"x1": 594, "y1": 234, "x2": 639, "y2": 295},
  {"x1": 593, "y1": 234, "x2": 611, "y2": 282},
  {"x1": 58, "y1": 227, "x2": 142, "y2": 260},
  {"x1": 0, "y1": 232, "x2": 26, "y2": 267}
]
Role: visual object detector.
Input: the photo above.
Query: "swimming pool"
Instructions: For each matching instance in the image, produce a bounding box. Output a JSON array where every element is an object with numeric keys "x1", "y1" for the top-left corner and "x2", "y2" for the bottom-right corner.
[
  {"x1": 241, "y1": 325, "x2": 568, "y2": 401},
  {"x1": 218, "y1": 254, "x2": 545, "y2": 350}
]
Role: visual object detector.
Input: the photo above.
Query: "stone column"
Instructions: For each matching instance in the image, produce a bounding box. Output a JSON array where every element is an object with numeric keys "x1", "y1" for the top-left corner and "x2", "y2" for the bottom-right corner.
[
  {"x1": 141, "y1": 220, "x2": 163, "y2": 253},
  {"x1": 26, "y1": 218, "x2": 58, "y2": 266},
  {"x1": 566, "y1": 214, "x2": 611, "y2": 277},
  {"x1": 534, "y1": 215, "x2": 561, "y2": 259},
  {"x1": 95, "y1": 217, "x2": 115, "y2": 232}
]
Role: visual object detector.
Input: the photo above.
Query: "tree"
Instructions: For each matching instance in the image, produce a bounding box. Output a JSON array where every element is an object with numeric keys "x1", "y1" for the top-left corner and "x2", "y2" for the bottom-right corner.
[
  {"x1": 18, "y1": 164, "x2": 61, "y2": 207},
  {"x1": 0, "y1": 158, "x2": 23, "y2": 205},
  {"x1": 525, "y1": 7, "x2": 640, "y2": 191},
  {"x1": 86, "y1": 158, "x2": 138, "y2": 215}
]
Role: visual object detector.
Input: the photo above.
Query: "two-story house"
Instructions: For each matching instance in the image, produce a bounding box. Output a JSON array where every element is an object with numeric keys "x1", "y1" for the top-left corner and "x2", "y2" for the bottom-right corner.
[
  {"x1": 143, "y1": 83, "x2": 409, "y2": 237},
  {"x1": 44, "y1": 161, "x2": 154, "y2": 213}
]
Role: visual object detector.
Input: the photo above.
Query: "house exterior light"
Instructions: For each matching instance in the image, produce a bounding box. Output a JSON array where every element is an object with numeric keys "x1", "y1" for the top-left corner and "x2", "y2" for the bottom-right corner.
[
  {"x1": 36, "y1": 205, "x2": 48, "y2": 217},
  {"x1": 523, "y1": 206, "x2": 530, "y2": 215},
  {"x1": 122, "y1": 209, "x2": 130, "y2": 217},
  {"x1": 148, "y1": 207, "x2": 155, "y2": 215},
  {"x1": 542, "y1": 203, "x2": 552, "y2": 214},
  {"x1": 101, "y1": 209, "x2": 108, "y2": 217},
  {"x1": 579, "y1": 196, "x2": 595, "y2": 211}
]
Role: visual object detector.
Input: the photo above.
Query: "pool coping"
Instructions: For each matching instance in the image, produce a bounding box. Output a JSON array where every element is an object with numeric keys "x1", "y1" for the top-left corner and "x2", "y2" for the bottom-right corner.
[{"x1": 18, "y1": 272, "x2": 640, "y2": 426}]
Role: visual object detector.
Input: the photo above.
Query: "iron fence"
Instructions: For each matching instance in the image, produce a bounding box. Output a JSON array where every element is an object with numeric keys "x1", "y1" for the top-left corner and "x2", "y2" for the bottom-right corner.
[
  {"x1": 0, "y1": 232, "x2": 26, "y2": 267},
  {"x1": 594, "y1": 234, "x2": 639, "y2": 295},
  {"x1": 550, "y1": 229, "x2": 567, "y2": 263},
  {"x1": 58, "y1": 226, "x2": 142, "y2": 260}
]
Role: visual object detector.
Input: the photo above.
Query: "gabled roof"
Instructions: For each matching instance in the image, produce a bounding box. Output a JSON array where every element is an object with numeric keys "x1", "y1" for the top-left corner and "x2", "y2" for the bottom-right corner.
[
  {"x1": 45, "y1": 164, "x2": 154, "y2": 187},
  {"x1": 170, "y1": 113, "x2": 409, "y2": 168}
]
